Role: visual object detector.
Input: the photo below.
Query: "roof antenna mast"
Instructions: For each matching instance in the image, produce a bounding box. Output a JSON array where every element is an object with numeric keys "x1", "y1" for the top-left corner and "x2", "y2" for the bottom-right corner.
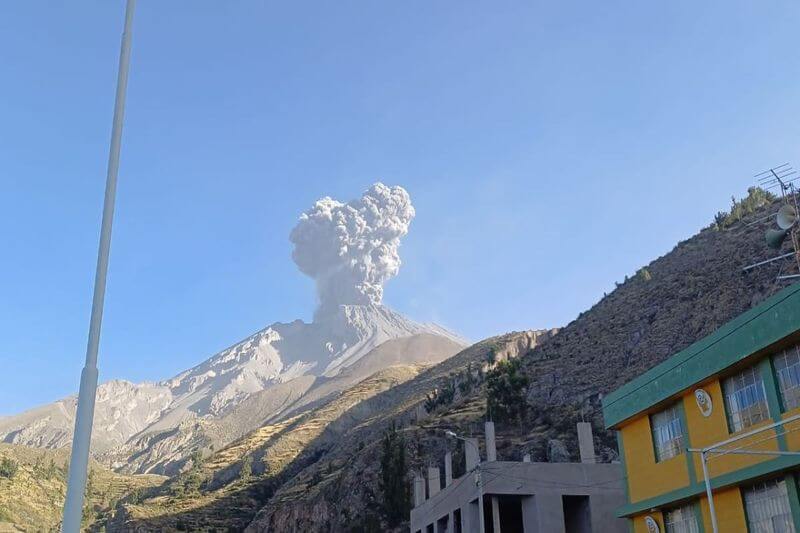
[{"x1": 743, "y1": 163, "x2": 800, "y2": 280}]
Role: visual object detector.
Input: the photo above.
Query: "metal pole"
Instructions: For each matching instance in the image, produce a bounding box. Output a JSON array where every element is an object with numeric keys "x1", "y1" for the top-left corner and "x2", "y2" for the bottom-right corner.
[
  {"x1": 700, "y1": 451, "x2": 719, "y2": 533},
  {"x1": 463, "y1": 437, "x2": 485, "y2": 533},
  {"x1": 705, "y1": 449, "x2": 800, "y2": 457},
  {"x1": 447, "y1": 432, "x2": 485, "y2": 533},
  {"x1": 62, "y1": 1, "x2": 135, "y2": 531},
  {"x1": 476, "y1": 464, "x2": 486, "y2": 533}
]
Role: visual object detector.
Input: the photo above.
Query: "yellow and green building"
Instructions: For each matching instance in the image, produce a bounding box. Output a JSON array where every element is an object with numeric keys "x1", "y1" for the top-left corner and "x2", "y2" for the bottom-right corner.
[{"x1": 603, "y1": 283, "x2": 800, "y2": 533}]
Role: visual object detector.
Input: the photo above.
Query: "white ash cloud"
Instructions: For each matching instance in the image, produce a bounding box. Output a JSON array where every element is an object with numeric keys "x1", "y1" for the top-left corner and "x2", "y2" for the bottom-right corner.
[{"x1": 290, "y1": 183, "x2": 415, "y2": 314}]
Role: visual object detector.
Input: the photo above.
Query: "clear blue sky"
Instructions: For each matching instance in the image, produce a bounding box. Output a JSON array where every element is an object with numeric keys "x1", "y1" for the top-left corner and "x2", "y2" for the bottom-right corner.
[{"x1": 2, "y1": 1, "x2": 799, "y2": 414}]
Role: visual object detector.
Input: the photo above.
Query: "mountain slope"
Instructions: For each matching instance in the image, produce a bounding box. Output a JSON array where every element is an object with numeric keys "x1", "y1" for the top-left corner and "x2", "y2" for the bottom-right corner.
[
  {"x1": 0, "y1": 305, "x2": 464, "y2": 476},
  {"x1": 103, "y1": 329, "x2": 554, "y2": 531},
  {"x1": 106, "y1": 365, "x2": 426, "y2": 531},
  {"x1": 104, "y1": 333, "x2": 463, "y2": 476}
]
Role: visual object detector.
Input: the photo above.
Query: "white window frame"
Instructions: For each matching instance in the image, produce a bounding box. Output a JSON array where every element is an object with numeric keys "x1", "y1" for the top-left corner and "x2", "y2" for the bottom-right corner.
[
  {"x1": 722, "y1": 365, "x2": 770, "y2": 433},
  {"x1": 663, "y1": 503, "x2": 700, "y2": 533},
  {"x1": 742, "y1": 478, "x2": 796, "y2": 533},
  {"x1": 774, "y1": 346, "x2": 800, "y2": 412},
  {"x1": 651, "y1": 404, "x2": 684, "y2": 462}
]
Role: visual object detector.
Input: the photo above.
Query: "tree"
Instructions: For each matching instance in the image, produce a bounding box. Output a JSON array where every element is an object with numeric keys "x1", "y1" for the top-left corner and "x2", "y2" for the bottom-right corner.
[
  {"x1": 486, "y1": 357, "x2": 530, "y2": 425},
  {"x1": 378, "y1": 421, "x2": 411, "y2": 527},
  {"x1": 240, "y1": 455, "x2": 253, "y2": 483},
  {"x1": 0, "y1": 457, "x2": 18, "y2": 479}
]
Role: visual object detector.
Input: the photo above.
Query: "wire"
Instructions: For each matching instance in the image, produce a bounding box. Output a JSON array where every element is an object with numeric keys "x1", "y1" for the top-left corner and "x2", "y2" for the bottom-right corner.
[
  {"x1": 706, "y1": 419, "x2": 800, "y2": 460},
  {"x1": 414, "y1": 464, "x2": 479, "y2": 522}
]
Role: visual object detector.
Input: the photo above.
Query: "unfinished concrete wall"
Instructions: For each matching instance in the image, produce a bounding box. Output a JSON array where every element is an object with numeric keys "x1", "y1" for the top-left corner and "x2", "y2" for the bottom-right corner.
[
  {"x1": 522, "y1": 493, "x2": 570, "y2": 533},
  {"x1": 410, "y1": 462, "x2": 626, "y2": 533}
]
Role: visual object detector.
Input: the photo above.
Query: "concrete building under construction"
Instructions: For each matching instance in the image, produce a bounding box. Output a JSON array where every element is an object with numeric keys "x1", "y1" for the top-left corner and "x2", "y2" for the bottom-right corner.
[{"x1": 410, "y1": 421, "x2": 627, "y2": 533}]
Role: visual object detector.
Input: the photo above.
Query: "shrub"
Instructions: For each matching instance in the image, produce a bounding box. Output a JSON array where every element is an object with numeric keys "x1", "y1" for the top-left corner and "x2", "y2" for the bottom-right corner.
[
  {"x1": 0, "y1": 457, "x2": 18, "y2": 479},
  {"x1": 713, "y1": 187, "x2": 775, "y2": 230},
  {"x1": 424, "y1": 380, "x2": 456, "y2": 413}
]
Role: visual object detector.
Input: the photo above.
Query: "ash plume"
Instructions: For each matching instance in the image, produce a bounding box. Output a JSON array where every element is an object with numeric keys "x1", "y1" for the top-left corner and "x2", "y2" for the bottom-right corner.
[{"x1": 290, "y1": 183, "x2": 415, "y2": 316}]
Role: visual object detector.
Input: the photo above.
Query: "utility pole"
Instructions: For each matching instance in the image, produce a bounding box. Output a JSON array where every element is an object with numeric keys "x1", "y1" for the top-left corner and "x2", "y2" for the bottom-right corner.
[
  {"x1": 61, "y1": 1, "x2": 136, "y2": 531},
  {"x1": 445, "y1": 431, "x2": 485, "y2": 533}
]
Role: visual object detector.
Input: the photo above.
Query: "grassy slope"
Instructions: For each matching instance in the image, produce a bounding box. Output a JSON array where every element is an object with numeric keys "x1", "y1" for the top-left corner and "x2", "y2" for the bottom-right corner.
[{"x1": 0, "y1": 444, "x2": 163, "y2": 532}]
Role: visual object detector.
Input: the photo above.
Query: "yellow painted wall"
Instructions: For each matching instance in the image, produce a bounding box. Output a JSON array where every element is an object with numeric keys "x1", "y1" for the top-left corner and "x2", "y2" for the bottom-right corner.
[
  {"x1": 630, "y1": 511, "x2": 664, "y2": 533},
  {"x1": 630, "y1": 491, "x2": 747, "y2": 533},
  {"x1": 698, "y1": 486, "x2": 747, "y2": 532},
  {"x1": 618, "y1": 354, "x2": 799, "y2": 529},
  {"x1": 779, "y1": 405, "x2": 800, "y2": 451},
  {"x1": 621, "y1": 411, "x2": 690, "y2": 503},
  {"x1": 621, "y1": 375, "x2": 780, "y2": 506},
  {"x1": 684, "y1": 379, "x2": 778, "y2": 480}
]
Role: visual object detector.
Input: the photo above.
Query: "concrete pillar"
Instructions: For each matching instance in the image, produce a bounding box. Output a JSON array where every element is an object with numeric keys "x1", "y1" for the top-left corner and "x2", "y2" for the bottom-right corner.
[
  {"x1": 465, "y1": 438, "x2": 480, "y2": 471},
  {"x1": 522, "y1": 496, "x2": 538, "y2": 533},
  {"x1": 523, "y1": 493, "x2": 569, "y2": 533},
  {"x1": 577, "y1": 422, "x2": 596, "y2": 464},
  {"x1": 444, "y1": 452, "x2": 453, "y2": 486},
  {"x1": 413, "y1": 472, "x2": 426, "y2": 507},
  {"x1": 485, "y1": 421, "x2": 497, "y2": 462},
  {"x1": 461, "y1": 500, "x2": 479, "y2": 532},
  {"x1": 491, "y1": 496, "x2": 502, "y2": 533},
  {"x1": 427, "y1": 466, "x2": 441, "y2": 498},
  {"x1": 523, "y1": 453, "x2": 531, "y2": 463}
]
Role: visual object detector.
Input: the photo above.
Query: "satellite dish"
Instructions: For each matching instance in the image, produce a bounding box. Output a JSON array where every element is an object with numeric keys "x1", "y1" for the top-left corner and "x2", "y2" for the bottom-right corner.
[
  {"x1": 767, "y1": 228, "x2": 789, "y2": 249},
  {"x1": 777, "y1": 205, "x2": 798, "y2": 230}
]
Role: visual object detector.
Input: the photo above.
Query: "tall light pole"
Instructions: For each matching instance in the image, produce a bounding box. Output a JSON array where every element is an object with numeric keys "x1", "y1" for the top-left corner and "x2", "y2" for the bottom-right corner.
[
  {"x1": 445, "y1": 430, "x2": 485, "y2": 533},
  {"x1": 62, "y1": 1, "x2": 136, "y2": 531}
]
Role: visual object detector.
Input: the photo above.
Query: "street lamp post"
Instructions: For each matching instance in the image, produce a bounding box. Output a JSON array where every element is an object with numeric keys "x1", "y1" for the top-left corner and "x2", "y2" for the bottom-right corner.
[
  {"x1": 61, "y1": 1, "x2": 136, "y2": 531},
  {"x1": 445, "y1": 430, "x2": 485, "y2": 533}
]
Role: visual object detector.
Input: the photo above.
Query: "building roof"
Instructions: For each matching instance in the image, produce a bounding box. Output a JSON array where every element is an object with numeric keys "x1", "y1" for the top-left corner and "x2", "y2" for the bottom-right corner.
[{"x1": 602, "y1": 282, "x2": 800, "y2": 429}]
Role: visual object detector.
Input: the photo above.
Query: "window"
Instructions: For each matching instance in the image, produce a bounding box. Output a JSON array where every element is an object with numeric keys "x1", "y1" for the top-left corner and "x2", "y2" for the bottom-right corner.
[
  {"x1": 651, "y1": 404, "x2": 684, "y2": 461},
  {"x1": 664, "y1": 503, "x2": 699, "y2": 533},
  {"x1": 722, "y1": 365, "x2": 770, "y2": 433},
  {"x1": 743, "y1": 479, "x2": 796, "y2": 533},
  {"x1": 774, "y1": 345, "x2": 800, "y2": 411}
]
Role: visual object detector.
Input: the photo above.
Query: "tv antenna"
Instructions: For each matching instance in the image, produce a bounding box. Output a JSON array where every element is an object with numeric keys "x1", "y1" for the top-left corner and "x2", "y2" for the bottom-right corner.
[
  {"x1": 755, "y1": 163, "x2": 798, "y2": 194},
  {"x1": 743, "y1": 163, "x2": 800, "y2": 280}
]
